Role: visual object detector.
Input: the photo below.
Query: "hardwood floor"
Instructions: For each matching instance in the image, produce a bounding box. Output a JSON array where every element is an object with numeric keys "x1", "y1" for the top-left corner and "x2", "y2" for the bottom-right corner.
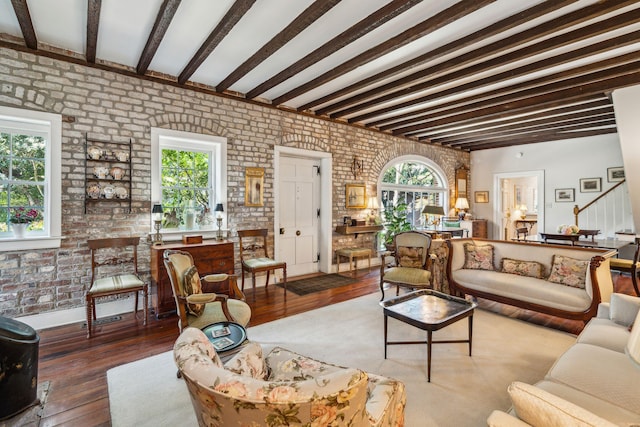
[{"x1": 32, "y1": 270, "x2": 636, "y2": 426}]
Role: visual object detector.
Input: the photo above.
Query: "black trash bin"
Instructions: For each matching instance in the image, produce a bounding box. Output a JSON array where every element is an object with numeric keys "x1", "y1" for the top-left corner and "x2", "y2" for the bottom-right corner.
[{"x1": 0, "y1": 316, "x2": 40, "y2": 420}]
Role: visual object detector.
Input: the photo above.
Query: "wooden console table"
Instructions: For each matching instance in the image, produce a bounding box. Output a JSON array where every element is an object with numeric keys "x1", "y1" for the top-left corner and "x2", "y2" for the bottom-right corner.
[
  {"x1": 335, "y1": 224, "x2": 383, "y2": 238},
  {"x1": 150, "y1": 240, "x2": 234, "y2": 318}
]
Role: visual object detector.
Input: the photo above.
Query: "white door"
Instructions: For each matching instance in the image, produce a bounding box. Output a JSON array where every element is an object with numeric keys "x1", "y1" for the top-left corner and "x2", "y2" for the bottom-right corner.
[{"x1": 278, "y1": 157, "x2": 320, "y2": 277}]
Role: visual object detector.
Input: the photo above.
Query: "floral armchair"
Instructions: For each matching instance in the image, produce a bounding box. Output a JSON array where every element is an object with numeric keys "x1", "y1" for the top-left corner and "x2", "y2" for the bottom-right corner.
[{"x1": 174, "y1": 327, "x2": 406, "y2": 426}]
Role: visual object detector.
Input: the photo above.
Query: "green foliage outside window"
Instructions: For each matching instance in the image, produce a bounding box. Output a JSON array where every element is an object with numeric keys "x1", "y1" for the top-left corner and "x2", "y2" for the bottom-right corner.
[
  {"x1": 0, "y1": 132, "x2": 45, "y2": 232},
  {"x1": 161, "y1": 148, "x2": 212, "y2": 228}
]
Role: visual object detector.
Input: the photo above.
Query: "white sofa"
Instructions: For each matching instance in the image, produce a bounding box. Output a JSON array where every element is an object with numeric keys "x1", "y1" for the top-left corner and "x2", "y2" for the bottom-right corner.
[
  {"x1": 488, "y1": 293, "x2": 640, "y2": 426},
  {"x1": 446, "y1": 239, "x2": 616, "y2": 321}
]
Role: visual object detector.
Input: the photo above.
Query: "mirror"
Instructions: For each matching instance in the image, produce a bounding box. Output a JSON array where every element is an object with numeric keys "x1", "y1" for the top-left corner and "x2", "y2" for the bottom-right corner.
[{"x1": 455, "y1": 166, "x2": 468, "y2": 200}]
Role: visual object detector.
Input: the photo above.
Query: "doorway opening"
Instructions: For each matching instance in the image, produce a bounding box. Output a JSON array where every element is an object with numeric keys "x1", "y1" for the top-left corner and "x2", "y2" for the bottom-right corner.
[{"x1": 493, "y1": 170, "x2": 545, "y2": 240}]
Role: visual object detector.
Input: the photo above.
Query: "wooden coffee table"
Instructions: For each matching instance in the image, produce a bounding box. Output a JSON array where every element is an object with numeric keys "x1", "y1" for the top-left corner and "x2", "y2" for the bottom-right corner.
[{"x1": 381, "y1": 289, "x2": 477, "y2": 382}]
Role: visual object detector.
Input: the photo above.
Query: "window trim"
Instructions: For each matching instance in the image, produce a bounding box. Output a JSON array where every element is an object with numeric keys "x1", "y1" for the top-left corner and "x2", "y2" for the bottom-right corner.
[
  {"x1": 151, "y1": 128, "x2": 227, "y2": 239},
  {"x1": 0, "y1": 106, "x2": 61, "y2": 251}
]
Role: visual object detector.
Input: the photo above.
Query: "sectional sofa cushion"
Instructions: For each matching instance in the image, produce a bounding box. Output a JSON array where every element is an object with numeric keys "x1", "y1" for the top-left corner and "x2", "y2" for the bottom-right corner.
[
  {"x1": 609, "y1": 292, "x2": 640, "y2": 326},
  {"x1": 507, "y1": 381, "x2": 616, "y2": 427}
]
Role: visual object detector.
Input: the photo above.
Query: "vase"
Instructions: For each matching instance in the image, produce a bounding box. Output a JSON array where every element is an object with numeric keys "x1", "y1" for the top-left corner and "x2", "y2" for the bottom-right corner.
[{"x1": 12, "y1": 223, "x2": 27, "y2": 238}]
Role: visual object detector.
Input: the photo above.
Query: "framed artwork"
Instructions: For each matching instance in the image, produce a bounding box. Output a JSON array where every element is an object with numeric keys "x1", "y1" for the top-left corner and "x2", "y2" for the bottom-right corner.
[
  {"x1": 555, "y1": 188, "x2": 574, "y2": 202},
  {"x1": 607, "y1": 167, "x2": 625, "y2": 182},
  {"x1": 345, "y1": 184, "x2": 366, "y2": 209},
  {"x1": 580, "y1": 177, "x2": 601, "y2": 193},
  {"x1": 245, "y1": 167, "x2": 264, "y2": 207},
  {"x1": 475, "y1": 191, "x2": 489, "y2": 203}
]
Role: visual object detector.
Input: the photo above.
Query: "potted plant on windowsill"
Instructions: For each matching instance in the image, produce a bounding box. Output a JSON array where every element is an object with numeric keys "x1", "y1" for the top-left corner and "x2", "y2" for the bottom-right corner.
[{"x1": 381, "y1": 202, "x2": 412, "y2": 251}]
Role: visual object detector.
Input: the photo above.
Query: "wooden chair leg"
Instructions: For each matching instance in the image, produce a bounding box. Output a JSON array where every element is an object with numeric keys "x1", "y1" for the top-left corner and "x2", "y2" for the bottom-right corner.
[
  {"x1": 265, "y1": 271, "x2": 271, "y2": 289},
  {"x1": 252, "y1": 272, "x2": 256, "y2": 302},
  {"x1": 282, "y1": 266, "x2": 287, "y2": 300},
  {"x1": 379, "y1": 281, "x2": 386, "y2": 301},
  {"x1": 143, "y1": 285, "x2": 148, "y2": 326},
  {"x1": 86, "y1": 297, "x2": 93, "y2": 339},
  {"x1": 241, "y1": 269, "x2": 246, "y2": 291},
  {"x1": 632, "y1": 272, "x2": 640, "y2": 296}
]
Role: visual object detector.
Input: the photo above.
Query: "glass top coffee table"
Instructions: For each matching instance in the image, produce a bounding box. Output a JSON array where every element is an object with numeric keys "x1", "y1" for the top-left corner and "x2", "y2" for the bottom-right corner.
[{"x1": 380, "y1": 289, "x2": 477, "y2": 382}]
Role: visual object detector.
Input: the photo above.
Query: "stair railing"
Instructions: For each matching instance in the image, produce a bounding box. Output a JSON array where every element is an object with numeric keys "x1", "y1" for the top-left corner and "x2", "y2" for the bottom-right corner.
[{"x1": 573, "y1": 179, "x2": 632, "y2": 237}]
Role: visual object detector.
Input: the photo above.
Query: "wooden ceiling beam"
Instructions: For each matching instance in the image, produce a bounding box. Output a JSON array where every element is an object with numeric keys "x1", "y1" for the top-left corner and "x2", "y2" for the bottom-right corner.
[
  {"x1": 243, "y1": 0, "x2": 421, "y2": 99},
  {"x1": 218, "y1": 0, "x2": 342, "y2": 93},
  {"x1": 455, "y1": 128, "x2": 617, "y2": 151},
  {"x1": 85, "y1": 0, "x2": 101, "y2": 63},
  {"x1": 271, "y1": 0, "x2": 494, "y2": 106},
  {"x1": 10, "y1": 0, "x2": 37, "y2": 50},
  {"x1": 178, "y1": 0, "x2": 256, "y2": 85},
  {"x1": 303, "y1": 0, "x2": 577, "y2": 112},
  {"x1": 392, "y1": 69, "x2": 640, "y2": 136},
  {"x1": 345, "y1": 13, "x2": 640, "y2": 124},
  {"x1": 426, "y1": 108, "x2": 615, "y2": 144},
  {"x1": 136, "y1": 0, "x2": 181, "y2": 74},
  {"x1": 437, "y1": 116, "x2": 617, "y2": 147},
  {"x1": 379, "y1": 53, "x2": 638, "y2": 134}
]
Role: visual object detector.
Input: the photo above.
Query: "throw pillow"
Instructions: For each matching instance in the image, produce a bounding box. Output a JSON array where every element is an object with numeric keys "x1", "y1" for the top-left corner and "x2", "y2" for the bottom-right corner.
[
  {"x1": 547, "y1": 255, "x2": 589, "y2": 289},
  {"x1": 397, "y1": 246, "x2": 424, "y2": 268},
  {"x1": 508, "y1": 381, "x2": 617, "y2": 427},
  {"x1": 224, "y1": 342, "x2": 269, "y2": 380},
  {"x1": 610, "y1": 293, "x2": 640, "y2": 326},
  {"x1": 184, "y1": 265, "x2": 205, "y2": 317},
  {"x1": 501, "y1": 258, "x2": 545, "y2": 278},
  {"x1": 462, "y1": 243, "x2": 494, "y2": 271}
]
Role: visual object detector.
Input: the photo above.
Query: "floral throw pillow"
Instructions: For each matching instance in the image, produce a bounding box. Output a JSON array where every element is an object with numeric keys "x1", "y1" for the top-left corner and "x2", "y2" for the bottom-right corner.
[
  {"x1": 184, "y1": 265, "x2": 205, "y2": 316},
  {"x1": 224, "y1": 342, "x2": 269, "y2": 380},
  {"x1": 501, "y1": 258, "x2": 545, "y2": 278},
  {"x1": 397, "y1": 246, "x2": 424, "y2": 268},
  {"x1": 547, "y1": 255, "x2": 588, "y2": 289},
  {"x1": 462, "y1": 243, "x2": 495, "y2": 271}
]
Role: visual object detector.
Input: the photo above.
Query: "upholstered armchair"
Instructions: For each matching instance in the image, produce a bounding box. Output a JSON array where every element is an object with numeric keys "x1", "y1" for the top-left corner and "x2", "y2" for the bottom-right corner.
[
  {"x1": 174, "y1": 327, "x2": 406, "y2": 427},
  {"x1": 380, "y1": 231, "x2": 433, "y2": 300},
  {"x1": 163, "y1": 250, "x2": 251, "y2": 331}
]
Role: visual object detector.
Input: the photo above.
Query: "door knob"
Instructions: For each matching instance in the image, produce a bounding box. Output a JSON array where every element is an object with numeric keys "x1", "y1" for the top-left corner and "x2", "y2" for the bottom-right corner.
[{"x1": 296, "y1": 230, "x2": 301, "y2": 236}]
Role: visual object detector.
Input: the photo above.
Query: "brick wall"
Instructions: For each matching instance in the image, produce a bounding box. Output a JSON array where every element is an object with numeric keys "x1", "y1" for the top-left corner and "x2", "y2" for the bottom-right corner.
[{"x1": 0, "y1": 47, "x2": 468, "y2": 318}]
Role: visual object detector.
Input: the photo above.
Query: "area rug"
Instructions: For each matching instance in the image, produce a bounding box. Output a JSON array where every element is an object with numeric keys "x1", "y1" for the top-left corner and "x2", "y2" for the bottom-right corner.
[
  {"x1": 107, "y1": 293, "x2": 575, "y2": 427},
  {"x1": 275, "y1": 273, "x2": 356, "y2": 296}
]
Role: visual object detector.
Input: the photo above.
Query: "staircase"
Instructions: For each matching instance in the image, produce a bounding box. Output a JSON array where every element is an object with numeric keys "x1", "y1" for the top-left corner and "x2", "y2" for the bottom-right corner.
[{"x1": 574, "y1": 180, "x2": 635, "y2": 239}]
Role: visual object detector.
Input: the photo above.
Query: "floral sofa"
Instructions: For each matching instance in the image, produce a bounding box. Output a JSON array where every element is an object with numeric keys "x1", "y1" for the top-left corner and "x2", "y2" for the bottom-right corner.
[
  {"x1": 446, "y1": 238, "x2": 616, "y2": 321},
  {"x1": 174, "y1": 327, "x2": 406, "y2": 426},
  {"x1": 488, "y1": 293, "x2": 640, "y2": 426}
]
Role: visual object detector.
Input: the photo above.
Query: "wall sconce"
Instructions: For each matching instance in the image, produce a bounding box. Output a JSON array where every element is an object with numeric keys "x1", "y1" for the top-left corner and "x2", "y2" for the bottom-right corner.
[
  {"x1": 351, "y1": 156, "x2": 363, "y2": 179},
  {"x1": 214, "y1": 203, "x2": 224, "y2": 241},
  {"x1": 151, "y1": 204, "x2": 164, "y2": 246}
]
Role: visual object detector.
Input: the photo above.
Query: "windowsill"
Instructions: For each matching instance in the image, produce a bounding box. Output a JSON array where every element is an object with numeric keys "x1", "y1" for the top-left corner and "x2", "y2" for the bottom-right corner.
[{"x1": 0, "y1": 235, "x2": 63, "y2": 251}]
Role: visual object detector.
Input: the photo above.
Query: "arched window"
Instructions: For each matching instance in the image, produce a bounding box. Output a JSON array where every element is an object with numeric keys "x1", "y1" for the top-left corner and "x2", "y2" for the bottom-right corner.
[{"x1": 379, "y1": 158, "x2": 448, "y2": 230}]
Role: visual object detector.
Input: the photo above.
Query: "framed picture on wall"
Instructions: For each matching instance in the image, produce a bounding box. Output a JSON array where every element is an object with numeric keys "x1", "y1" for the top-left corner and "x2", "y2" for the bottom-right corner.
[
  {"x1": 474, "y1": 191, "x2": 489, "y2": 203},
  {"x1": 345, "y1": 184, "x2": 366, "y2": 209},
  {"x1": 245, "y1": 167, "x2": 264, "y2": 207},
  {"x1": 579, "y1": 177, "x2": 601, "y2": 193},
  {"x1": 555, "y1": 188, "x2": 574, "y2": 202},
  {"x1": 607, "y1": 167, "x2": 625, "y2": 182}
]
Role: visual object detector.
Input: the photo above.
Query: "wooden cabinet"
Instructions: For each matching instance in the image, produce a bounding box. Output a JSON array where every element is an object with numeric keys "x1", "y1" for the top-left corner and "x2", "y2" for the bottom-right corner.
[
  {"x1": 85, "y1": 134, "x2": 132, "y2": 213},
  {"x1": 150, "y1": 240, "x2": 234, "y2": 318},
  {"x1": 461, "y1": 219, "x2": 488, "y2": 238}
]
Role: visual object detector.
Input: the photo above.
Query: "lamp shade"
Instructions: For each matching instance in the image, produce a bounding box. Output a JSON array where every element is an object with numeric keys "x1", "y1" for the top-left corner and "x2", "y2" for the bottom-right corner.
[
  {"x1": 214, "y1": 203, "x2": 224, "y2": 213},
  {"x1": 455, "y1": 197, "x2": 469, "y2": 210},
  {"x1": 367, "y1": 196, "x2": 379, "y2": 210},
  {"x1": 152, "y1": 204, "x2": 163, "y2": 214},
  {"x1": 422, "y1": 205, "x2": 445, "y2": 216}
]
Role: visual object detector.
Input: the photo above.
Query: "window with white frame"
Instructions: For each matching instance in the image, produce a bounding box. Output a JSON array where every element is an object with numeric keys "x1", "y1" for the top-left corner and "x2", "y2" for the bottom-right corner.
[
  {"x1": 380, "y1": 159, "x2": 448, "y2": 230},
  {"x1": 0, "y1": 106, "x2": 61, "y2": 250},
  {"x1": 151, "y1": 128, "x2": 227, "y2": 233}
]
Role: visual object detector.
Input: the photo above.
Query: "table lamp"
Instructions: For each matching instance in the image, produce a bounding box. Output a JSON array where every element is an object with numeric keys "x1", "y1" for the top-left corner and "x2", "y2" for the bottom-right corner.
[
  {"x1": 367, "y1": 196, "x2": 379, "y2": 224},
  {"x1": 214, "y1": 203, "x2": 224, "y2": 240},
  {"x1": 422, "y1": 205, "x2": 444, "y2": 228},
  {"x1": 151, "y1": 204, "x2": 164, "y2": 246},
  {"x1": 455, "y1": 197, "x2": 469, "y2": 220}
]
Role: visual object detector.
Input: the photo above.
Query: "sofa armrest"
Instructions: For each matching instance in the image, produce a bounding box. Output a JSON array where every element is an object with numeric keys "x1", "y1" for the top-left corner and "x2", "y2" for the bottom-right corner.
[
  {"x1": 596, "y1": 302, "x2": 611, "y2": 319},
  {"x1": 609, "y1": 293, "x2": 640, "y2": 326},
  {"x1": 487, "y1": 410, "x2": 531, "y2": 427}
]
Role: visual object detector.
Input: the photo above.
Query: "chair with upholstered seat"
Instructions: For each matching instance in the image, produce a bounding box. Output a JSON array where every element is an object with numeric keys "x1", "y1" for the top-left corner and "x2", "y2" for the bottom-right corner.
[
  {"x1": 237, "y1": 228, "x2": 287, "y2": 301},
  {"x1": 515, "y1": 227, "x2": 529, "y2": 241},
  {"x1": 379, "y1": 231, "x2": 433, "y2": 301},
  {"x1": 609, "y1": 237, "x2": 640, "y2": 296},
  {"x1": 163, "y1": 250, "x2": 251, "y2": 331},
  {"x1": 86, "y1": 236, "x2": 148, "y2": 338}
]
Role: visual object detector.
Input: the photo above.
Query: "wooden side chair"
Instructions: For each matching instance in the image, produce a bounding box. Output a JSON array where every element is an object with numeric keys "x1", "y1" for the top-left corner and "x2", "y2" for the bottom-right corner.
[
  {"x1": 163, "y1": 250, "x2": 251, "y2": 332},
  {"x1": 86, "y1": 237, "x2": 148, "y2": 338},
  {"x1": 609, "y1": 237, "x2": 640, "y2": 296},
  {"x1": 237, "y1": 228, "x2": 287, "y2": 301},
  {"x1": 379, "y1": 231, "x2": 433, "y2": 300},
  {"x1": 515, "y1": 227, "x2": 529, "y2": 241}
]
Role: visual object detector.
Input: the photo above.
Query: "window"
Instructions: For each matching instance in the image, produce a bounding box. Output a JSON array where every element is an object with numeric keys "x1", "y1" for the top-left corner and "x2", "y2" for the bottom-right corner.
[
  {"x1": 380, "y1": 158, "x2": 448, "y2": 229},
  {"x1": 0, "y1": 106, "x2": 61, "y2": 251},
  {"x1": 151, "y1": 128, "x2": 227, "y2": 234}
]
